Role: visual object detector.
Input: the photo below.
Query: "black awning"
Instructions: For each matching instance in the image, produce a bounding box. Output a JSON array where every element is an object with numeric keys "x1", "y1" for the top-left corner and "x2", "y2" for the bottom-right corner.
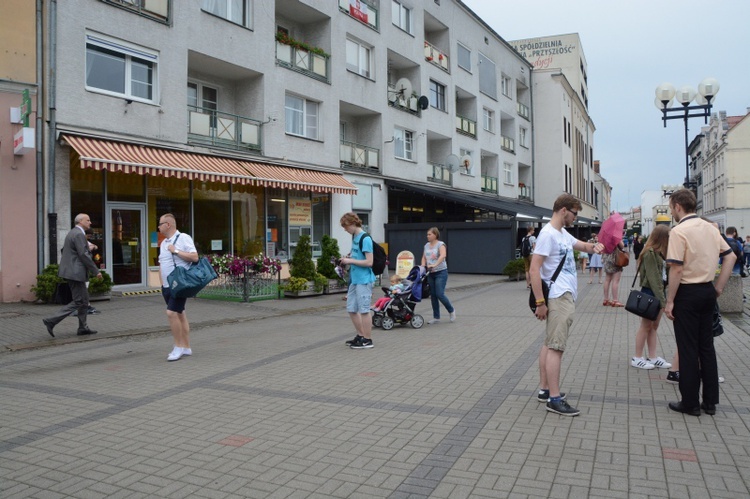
[{"x1": 386, "y1": 179, "x2": 552, "y2": 219}]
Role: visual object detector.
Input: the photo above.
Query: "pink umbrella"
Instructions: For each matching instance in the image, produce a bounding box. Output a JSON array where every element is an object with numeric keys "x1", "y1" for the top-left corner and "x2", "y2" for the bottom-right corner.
[{"x1": 598, "y1": 213, "x2": 625, "y2": 253}]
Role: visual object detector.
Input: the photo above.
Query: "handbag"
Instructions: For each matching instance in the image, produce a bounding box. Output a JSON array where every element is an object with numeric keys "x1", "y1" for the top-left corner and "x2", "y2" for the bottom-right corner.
[
  {"x1": 529, "y1": 250, "x2": 567, "y2": 313},
  {"x1": 624, "y1": 260, "x2": 660, "y2": 321},
  {"x1": 166, "y1": 235, "x2": 218, "y2": 298},
  {"x1": 615, "y1": 248, "x2": 630, "y2": 267}
]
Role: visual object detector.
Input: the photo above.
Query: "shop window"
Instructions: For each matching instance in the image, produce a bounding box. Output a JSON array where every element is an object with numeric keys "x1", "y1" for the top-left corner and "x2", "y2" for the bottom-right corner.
[
  {"x1": 85, "y1": 33, "x2": 158, "y2": 103},
  {"x1": 193, "y1": 181, "x2": 230, "y2": 255},
  {"x1": 266, "y1": 189, "x2": 288, "y2": 260},
  {"x1": 107, "y1": 171, "x2": 145, "y2": 202},
  {"x1": 71, "y1": 167, "x2": 105, "y2": 268},
  {"x1": 312, "y1": 194, "x2": 331, "y2": 259},
  {"x1": 147, "y1": 176, "x2": 189, "y2": 267},
  {"x1": 232, "y1": 184, "x2": 265, "y2": 256}
]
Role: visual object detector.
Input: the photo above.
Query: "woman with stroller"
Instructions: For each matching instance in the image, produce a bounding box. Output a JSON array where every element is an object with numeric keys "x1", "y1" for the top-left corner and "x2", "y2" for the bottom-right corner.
[
  {"x1": 421, "y1": 227, "x2": 456, "y2": 324},
  {"x1": 631, "y1": 225, "x2": 673, "y2": 370}
]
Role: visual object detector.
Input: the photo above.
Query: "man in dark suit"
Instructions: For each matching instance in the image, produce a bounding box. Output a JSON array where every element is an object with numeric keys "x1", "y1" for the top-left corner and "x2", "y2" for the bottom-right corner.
[{"x1": 43, "y1": 213, "x2": 102, "y2": 337}]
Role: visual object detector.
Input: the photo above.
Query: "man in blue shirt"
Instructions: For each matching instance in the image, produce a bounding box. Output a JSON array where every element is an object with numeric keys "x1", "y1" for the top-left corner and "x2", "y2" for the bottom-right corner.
[{"x1": 340, "y1": 212, "x2": 376, "y2": 349}]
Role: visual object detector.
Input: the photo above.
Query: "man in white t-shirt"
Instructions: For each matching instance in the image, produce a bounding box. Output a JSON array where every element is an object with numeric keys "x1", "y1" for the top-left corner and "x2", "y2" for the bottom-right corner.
[{"x1": 530, "y1": 194, "x2": 604, "y2": 416}]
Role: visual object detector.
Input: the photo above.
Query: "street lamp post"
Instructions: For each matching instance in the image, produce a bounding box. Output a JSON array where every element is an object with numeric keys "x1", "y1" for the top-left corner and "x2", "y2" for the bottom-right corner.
[{"x1": 654, "y1": 78, "x2": 720, "y2": 191}]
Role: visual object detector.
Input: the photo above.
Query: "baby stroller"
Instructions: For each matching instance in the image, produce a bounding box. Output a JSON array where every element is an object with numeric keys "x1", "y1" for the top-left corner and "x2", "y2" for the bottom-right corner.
[{"x1": 372, "y1": 266, "x2": 430, "y2": 330}]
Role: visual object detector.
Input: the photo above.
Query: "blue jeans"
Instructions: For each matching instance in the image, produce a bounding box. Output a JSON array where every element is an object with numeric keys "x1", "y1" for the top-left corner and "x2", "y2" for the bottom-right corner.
[{"x1": 427, "y1": 269, "x2": 454, "y2": 319}]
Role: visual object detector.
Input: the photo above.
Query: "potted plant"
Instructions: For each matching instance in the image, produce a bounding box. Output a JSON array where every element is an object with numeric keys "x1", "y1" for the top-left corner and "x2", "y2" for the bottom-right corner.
[
  {"x1": 285, "y1": 235, "x2": 325, "y2": 297},
  {"x1": 317, "y1": 235, "x2": 347, "y2": 294},
  {"x1": 502, "y1": 258, "x2": 526, "y2": 282},
  {"x1": 31, "y1": 264, "x2": 66, "y2": 304},
  {"x1": 88, "y1": 270, "x2": 113, "y2": 301}
]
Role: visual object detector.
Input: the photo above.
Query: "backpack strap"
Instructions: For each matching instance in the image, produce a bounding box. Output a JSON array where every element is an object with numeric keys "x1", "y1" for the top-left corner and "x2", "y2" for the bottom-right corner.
[{"x1": 357, "y1": 232, "x2": 371, "y2": 253}]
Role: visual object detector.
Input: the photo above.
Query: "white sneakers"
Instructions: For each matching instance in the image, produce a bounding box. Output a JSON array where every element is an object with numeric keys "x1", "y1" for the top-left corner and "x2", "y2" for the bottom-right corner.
[
  {"x1": 647, "y1": 357, "x2": 672, "y2": 369},
  {"x1": 167, "y1": 346, "x2": 192, "y2": 361},
  {"x1": 450, "y1": 311, "x2": 456, "y2": 322},
  {"x1": 631, "y1": 357, "x2": 655, "y2": 370},
  {"x1": 427, "y1": 318, "x2": 440, "y2": 324},
  {"x1": 429, "y1": 311, "x2": 456, "y2": 324}
]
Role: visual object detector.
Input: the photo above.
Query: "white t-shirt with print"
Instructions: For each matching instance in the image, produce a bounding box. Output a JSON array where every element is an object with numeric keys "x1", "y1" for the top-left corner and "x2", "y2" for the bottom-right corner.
[{"x1": 533, "y1": 223, "x2": 579, "y2": 301}]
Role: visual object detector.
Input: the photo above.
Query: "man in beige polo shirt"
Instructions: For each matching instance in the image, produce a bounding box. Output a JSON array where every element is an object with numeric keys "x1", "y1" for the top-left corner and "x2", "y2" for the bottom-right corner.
[{"x1": 664, "y1": 189, "x2": 735, "y2": 416}]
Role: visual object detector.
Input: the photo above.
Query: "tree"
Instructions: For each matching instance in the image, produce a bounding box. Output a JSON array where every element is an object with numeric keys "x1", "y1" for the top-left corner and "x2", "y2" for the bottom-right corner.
[
  {"x1": 288, "y1": 235, "x2": 316, "y2": 281},
  {"x1": 316, "y1": 235, "x2": 342, "y2": 280}
]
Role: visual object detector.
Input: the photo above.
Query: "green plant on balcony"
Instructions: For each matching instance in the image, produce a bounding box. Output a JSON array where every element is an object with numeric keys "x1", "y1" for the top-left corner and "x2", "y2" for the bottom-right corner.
[{"x1": 275, "y1": 31, "x2": 329, "y2": 58}]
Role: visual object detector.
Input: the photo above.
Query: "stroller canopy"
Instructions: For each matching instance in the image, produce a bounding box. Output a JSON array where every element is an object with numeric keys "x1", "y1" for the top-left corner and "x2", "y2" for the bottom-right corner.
[{"x1": 406, "y1": 265, "x2": 428, "y2": 302}]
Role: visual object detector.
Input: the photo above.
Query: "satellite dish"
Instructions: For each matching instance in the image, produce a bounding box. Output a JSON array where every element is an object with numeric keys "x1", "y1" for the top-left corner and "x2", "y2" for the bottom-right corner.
[
  {"x1": 418, "y1": 95, "x2": 429, "y2": 110},
  {"x1": 460, "y1": 154, "x2": 471, "y2": 170},
  {"x1": 394, "y1": 78, "x2": 413, "y2": 100},
  {"x1": 445, "y1": 154, "x2": 460, "y2": 173}
]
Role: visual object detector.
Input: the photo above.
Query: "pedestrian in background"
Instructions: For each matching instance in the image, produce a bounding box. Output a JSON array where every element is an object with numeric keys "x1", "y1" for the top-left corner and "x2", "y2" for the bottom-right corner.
[
  {"x1": 43, "y1": 213, "x2": 102, "y2": 337},
  {"x1": 158, "y1": 213, "x2": 199, "y2": 361},
  {"x1": 521, "y1": 226, "x2": 536, "y2": 288},
  {"x1": 340, "y1": 212, "x2": 376, "y2": 349},
  {"x1": 530, "y1": 194, "x2": 604, "y2": 416},
  {"x1": 631, "y1": 225, "x2": 673, "y2": 370},
  {"x1": 665, "y1": 189, "x2": 735, "y2": 416},
  {"x1": 633, "y1": 235, "x2": 644, "y2": 260},
  {"x1": 587, "y1": 233, "x2": 602, "y2": 284},
  {"x1": 602, "y1": 240, "x2": 625, "y2": 307},
  {"x1": 744, "y1": 235, "x2": 750, "y2": 270},
  {"x1": 422, "y1": 227, "x2": 456, "y2": 324}
]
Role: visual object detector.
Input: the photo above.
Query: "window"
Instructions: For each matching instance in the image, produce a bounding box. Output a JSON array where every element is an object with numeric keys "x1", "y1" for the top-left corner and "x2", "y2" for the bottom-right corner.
[
  {"x1": 285, "y1": 94, "x2": 319, "y2": 139},
  {"x1": 429, "y1": 80, "x2": 446, "y2": 111},
  {"x1": 394, "y1": 127, "x2": 413, "y2": 160},
  {"x1": 103, "y1": 0, "x2": 170, "y2": 22},
  {"x1": 202, "y1": 0, "x2": 252, "y2": 28},
  {"x1": 503, "y1": 162, "x2": 513, "y2": 184},
  {"x1": 346, "y1": 37, "x2": 372, "y2": 78},
  {"x1": 457, "y1": 43, "x2": 471, "y2": 72},
  {"x1": 501, "y1": 75, "x2": 511, "y2": 97},
  {"x1": 483, "y1": 107, "x2": 494, "y2": 133},
  {"x1": 85, "y1": 34, "x2": 158, "y2": 102},
  {"x1": 188, "y1": 81, "x2": 218, "y2": 127},
  {"x1": 391, "y1": 1, "x2": 411, "y2": 33},
  {"x1": 519, "y1": 127, "x2": 528, "y2": 148},
  {"x1": 478, "y1": 52, "x2": 496, "y2": 99}
]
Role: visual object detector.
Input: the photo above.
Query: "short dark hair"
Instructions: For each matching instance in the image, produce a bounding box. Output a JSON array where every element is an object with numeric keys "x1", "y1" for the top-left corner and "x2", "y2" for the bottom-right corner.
[
  {"x1": 552, "y1": 194, "x2": 582, "y2": 213},
  {"x1": 669, "y1": 188, "x2": 696, "y2": 213},
  {"x1": 726, "y1": 226, "x2": 738, "y2": 237}
]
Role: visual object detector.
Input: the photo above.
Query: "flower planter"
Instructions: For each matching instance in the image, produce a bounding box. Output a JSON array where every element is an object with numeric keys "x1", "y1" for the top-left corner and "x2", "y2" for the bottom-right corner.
[
  {"x1": 89, "y1": 291, "x2": 111, "y2": 302},
  {"x1": 284, "y1": 280, "x2": 324, "y2": 298},
  {"x1": 324, "y1": 279, "x2": 348, "y2": 295}
]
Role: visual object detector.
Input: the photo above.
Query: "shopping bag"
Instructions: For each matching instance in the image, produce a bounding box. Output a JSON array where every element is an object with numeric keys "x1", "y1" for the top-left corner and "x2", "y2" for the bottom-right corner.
[{"x1": 168, "y1": 257, "x2": 218, "y2": 298}]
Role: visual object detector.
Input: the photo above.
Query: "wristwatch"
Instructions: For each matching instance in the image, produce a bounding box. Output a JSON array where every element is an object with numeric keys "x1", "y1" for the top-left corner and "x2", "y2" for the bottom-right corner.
[{"x1": 174, "y1": 249, "x2": 179, "y2": 255}]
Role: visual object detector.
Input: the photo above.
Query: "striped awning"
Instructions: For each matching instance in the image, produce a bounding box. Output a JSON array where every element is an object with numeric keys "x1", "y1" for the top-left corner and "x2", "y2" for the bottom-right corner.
[{"x1": 63, "y1": 134, "x2": 357, "y2": 194}]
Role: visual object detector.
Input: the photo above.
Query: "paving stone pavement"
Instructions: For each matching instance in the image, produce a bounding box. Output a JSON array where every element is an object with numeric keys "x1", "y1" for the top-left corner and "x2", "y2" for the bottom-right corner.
[{"x1": 1, "y1": 268, "x2": 749, "y2": 498}]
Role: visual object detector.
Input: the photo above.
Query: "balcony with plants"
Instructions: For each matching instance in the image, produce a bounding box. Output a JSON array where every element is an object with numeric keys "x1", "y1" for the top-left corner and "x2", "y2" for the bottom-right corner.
[
  {"x1": 423, "y1": 12, "x2": 450, "y2": 73},
  {"x1": 424, "y1": 41, "x2": 449, "y2": 72},
  {"x1": 275, "y1": 31, "x2": 330, "y2": 83},
  {"x1": 337, "y1": 0, "x2": 379, "y2": 31},
  {"x1": 518, "y1": 183, "x2": 532, "y2": 201}
]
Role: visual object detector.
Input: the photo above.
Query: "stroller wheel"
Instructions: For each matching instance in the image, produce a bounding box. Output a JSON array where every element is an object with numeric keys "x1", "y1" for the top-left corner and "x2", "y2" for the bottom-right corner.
[
  {"x1": 381, "y1": 316, "x2": 395, "y2": 330},
  {"x1": 410, "y1": 314, "x2": 424, "y2": 329},
  {"x1": 372, "y1": 315, "x2": 383, "y2": 328}
]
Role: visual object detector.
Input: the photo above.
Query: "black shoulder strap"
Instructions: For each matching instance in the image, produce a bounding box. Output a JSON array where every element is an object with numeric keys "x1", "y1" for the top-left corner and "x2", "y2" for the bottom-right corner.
[
  {"x1": 549, "y1": 250, "x2": 567, "y2": 285},
  {"x1": 170, "y1": 233, "x2": 180, "y2": 265},
  {"x1": 358, "y1": 232, "x2": 371, "y2": 252}
]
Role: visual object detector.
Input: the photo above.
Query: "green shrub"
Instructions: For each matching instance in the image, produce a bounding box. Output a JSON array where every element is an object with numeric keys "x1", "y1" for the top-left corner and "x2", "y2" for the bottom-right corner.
[
  {"x1": 317, "y1": 235, "x2": 342, "y2": 280},
  {"x1": 502, "y1": 258, "x2": 526, "y2": 281},
  {"x1": 313, "y1": 272, "x2": 328, "y2": 292},
  {"x1": 283, "y1": 276, "x2": 309, "y2": 292},
  {"x1": 88, "y1": 270, "x2": 113, "y2": 295},
  {"x1": 289, "y1": 235, "x2": 316, "y2": 281},
  {"x1": 31, "y1": 264, "x2": 65, "y2": 303}
]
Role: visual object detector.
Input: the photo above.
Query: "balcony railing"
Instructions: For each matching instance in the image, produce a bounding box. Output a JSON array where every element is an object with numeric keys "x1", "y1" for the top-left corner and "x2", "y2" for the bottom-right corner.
[
  {"x1": 481, "y1": 175, "x2": 498, "y2": 193},
  {"x1": 424, "y1": 40, "x2": 449, "y2": 72},
  {"x1": 428, "y1": 162, "x2": 452, "y2": 185},
  {"x1": 187, "y1": 106, "x2": 262, "y2": 152},
  {"x1": 456, "y1": 115, "x2": 477, "y2": 138},
  {"x1": 518, "y1": 185, "x2": 532, "y2": 201},
  {"x1": 276, "y1": 41, "x2": 330, "y2": 83},
  {"x1": 338, "y1": 0, "x2": 379, "y2": 30},
  {"x1": 340, "y1": 140, "x2": 380, "y2": 172},
  {"x1": 388, "y1": 83, "x2": 420, "y2": 116},
  {"x1": 501, "y1": 134, "x2": 515, "y2": 153},
  {"x1": 517, "y1": 102, "x2": 530, "y2": 120}
]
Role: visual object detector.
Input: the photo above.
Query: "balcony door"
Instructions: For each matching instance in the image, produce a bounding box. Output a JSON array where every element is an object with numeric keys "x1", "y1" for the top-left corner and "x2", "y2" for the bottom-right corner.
[{"x1": 107, "y1": 204, "x2": 146, "y2": 287}]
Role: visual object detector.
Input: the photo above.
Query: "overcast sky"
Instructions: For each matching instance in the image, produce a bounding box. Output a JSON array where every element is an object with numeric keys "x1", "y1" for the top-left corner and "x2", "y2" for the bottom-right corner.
[{"x1": 462, "y1": 0, "x2": 750, "y2": 211}]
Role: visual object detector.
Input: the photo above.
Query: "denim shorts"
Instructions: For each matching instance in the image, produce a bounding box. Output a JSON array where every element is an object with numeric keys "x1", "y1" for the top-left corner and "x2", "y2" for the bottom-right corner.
[{"x1": 346, "y1": 283, "x2": 373, "y2": 314}]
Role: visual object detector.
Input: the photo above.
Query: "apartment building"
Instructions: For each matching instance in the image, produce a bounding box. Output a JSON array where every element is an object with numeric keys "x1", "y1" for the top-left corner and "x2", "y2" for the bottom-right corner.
[
  {"x1": 508, "y1": 33, "x2": 603, "y2": 224},
  {"x1": 3, "y1": 0, "x2": 570, "y2": 297},
  {"x1": 698, "y1": 110, "x2": 750, "y2": 232}
]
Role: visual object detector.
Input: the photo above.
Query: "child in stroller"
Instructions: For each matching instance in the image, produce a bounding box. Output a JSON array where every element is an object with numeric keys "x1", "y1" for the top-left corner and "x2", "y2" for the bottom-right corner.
[
  {"x1": 372, "y1": 275, "x2": 406, "y2": 312},
  {"x1": 371, "y1": 266, "x2": 429, "y2": 330}
]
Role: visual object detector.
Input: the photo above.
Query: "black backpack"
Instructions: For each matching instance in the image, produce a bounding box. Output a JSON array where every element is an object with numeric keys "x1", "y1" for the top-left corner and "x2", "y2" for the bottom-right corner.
[
  {"x1": 358, "y1": 233, "x2": 388, "y2": 276},
  {"x1": 520, "y1": 236, "x2": 532, "y2": 257}
]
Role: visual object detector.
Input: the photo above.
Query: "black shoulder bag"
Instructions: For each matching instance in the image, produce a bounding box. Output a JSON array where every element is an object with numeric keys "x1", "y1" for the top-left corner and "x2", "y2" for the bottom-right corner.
[
  {"x1": 529, "y1": 250, "x2": 567, "y2": 313},
  {"x1": 624, "y1": 258, "x2": 661, "y2": 321}
]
